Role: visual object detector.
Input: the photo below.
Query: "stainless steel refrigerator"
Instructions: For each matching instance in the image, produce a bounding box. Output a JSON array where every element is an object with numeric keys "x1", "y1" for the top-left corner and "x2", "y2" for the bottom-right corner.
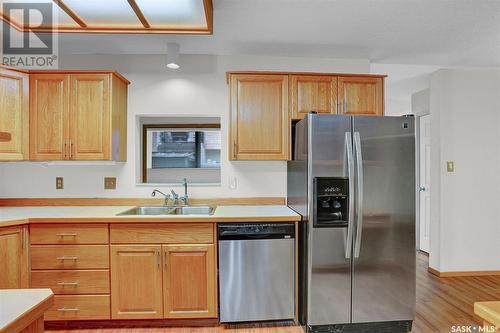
[{"x1": 287, "y1": 114, "x2": 416, "y2": 333}]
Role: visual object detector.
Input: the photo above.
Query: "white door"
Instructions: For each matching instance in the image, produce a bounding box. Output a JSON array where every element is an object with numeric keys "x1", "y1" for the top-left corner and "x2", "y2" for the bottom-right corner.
[{"x1": 419, "y1": 115, "x2": 431, "y2": 252}]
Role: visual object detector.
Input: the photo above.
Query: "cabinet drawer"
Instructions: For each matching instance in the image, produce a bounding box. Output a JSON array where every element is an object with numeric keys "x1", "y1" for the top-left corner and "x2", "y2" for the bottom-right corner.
[
  {"x1": 110, "y1": 224, "x2": 214, "y2": 244},
  {"x1": 31, "y1": 270, "x2": 110, "y2": 294},
  {"x1": 45, "y1": 295, "x2": 110, "y2": 321},
  {"x1": 31, "y1": 245, "x2": 109, "y2": 270},
  {"x1": 30, "y1": 224, "x2": 109, "y2": 244}
]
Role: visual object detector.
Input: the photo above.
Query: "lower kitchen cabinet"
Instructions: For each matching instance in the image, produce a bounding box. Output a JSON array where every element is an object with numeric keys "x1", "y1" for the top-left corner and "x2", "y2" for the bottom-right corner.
[
  {"x1": 0, "y1": 225, "x2": 29, "y2": 288},
  {"x1": 163, "y1": 244, "x2": 217, "y2": 319},
  {"x1": 44, "y1": 295, "x2": 110, "y2": 321},
  {"x1": 110, "y1": 245, "x2": 163, "y2": 319},
  {"x1": 31, "y1": 269, "x2": 110, "y2": 294},
  {"x1": 110, "y1": 244, "x2": 217, "y2": 320},
  {"x1": 29, "y1": 222, "x2": 219, "y2": 323}
]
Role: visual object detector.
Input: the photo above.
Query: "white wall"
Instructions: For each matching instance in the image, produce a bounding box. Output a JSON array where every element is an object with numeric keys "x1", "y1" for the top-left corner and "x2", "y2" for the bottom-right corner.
[
  {"x1": 0, "y1": 54, "x2": 369, "y2": 198},
  {"x1": 411, "y1": 89, "x2": 430, "y2": 116},
  {"x1": 429, "y1": 69, "x2": 500, "y2": 272},
  {"x1": 371, "y1": 64, "x2": 439, "y2": 116}
]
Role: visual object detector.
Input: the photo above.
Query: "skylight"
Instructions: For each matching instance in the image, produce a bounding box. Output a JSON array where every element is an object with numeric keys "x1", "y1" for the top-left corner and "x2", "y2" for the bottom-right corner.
[{"x1": 0, "y1": 0, "x2": 212, "y2": 34}]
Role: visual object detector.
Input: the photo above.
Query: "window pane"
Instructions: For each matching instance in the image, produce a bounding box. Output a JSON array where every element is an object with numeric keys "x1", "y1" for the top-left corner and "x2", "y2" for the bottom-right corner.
[
  {"x1": 152, "y1": 131, "x2": 197, "y2": 168},
  {"x1": 145, "y1": 127, "x2": 221, "y2": 186}
]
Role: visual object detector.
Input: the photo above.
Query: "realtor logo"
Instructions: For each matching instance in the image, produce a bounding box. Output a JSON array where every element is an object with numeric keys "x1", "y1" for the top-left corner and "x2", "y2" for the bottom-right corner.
[{"x1": 1, "y1": 1, "x2": 58, "y2": 68}]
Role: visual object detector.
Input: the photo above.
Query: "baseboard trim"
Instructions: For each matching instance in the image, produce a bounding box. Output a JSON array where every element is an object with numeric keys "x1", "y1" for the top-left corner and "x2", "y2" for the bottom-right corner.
[
  {"x1": 428, "y1": 267, "x2": 500, "y2": 277},
  {"x1": 45, "y1": 318, "x2": 219, "y2": 330},
  {"x1": 0, "y1": 197, "x2": 286, "y2": 207}
]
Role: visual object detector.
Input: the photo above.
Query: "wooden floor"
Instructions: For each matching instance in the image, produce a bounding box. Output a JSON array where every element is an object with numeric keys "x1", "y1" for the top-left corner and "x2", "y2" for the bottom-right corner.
[
  {"x1": 413, "y1": 252, "x2": 500, "y2": 332},
  {"x1": 46, "y1": 252, "x2": 500, "y2": 333}
]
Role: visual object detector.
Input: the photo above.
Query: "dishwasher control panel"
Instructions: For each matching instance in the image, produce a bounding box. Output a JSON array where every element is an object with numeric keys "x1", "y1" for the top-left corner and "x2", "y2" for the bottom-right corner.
[{"x1": 218, "y1": 223, "x2": 295, "y2": 240}]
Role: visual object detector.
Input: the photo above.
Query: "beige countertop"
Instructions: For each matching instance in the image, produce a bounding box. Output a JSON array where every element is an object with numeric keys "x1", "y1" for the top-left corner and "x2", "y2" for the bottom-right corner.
[
  {"x1": 0, "y1": 289, "x2": 54, "y2": 333},
  {"x1": 474, "y1": 301, "x2": 500, "y2": 327},
  {"x1": 0, "y1": 205, "x2": 301, "y2": 226}
]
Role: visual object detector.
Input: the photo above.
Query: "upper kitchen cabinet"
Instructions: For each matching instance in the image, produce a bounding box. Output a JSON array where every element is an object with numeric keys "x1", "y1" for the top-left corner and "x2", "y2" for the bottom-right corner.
[
  {"x1": 30, "y1": 71, "x2": 129, "y2": 161},
  {"x1": 290, "y1": 75, "x2": 338, "y2": 120},
  {"x1": 338, "y1": 76, "x2": 384, "y2": 116},
  {"x1": 229, "y1": 74, "x2": 289, "y2": 160},
  {"x1": 0, "y1": 67, "x2": 29, "y2": 161},
  {"x1": 30, "y1": 74, "x2": 69, "y2": 160}
]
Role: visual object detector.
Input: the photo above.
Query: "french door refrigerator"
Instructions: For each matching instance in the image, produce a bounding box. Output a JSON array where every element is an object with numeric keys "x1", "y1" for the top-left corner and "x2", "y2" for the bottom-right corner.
[{"x1": 288, "y1": 114, "x2": 416, "y2": 333}]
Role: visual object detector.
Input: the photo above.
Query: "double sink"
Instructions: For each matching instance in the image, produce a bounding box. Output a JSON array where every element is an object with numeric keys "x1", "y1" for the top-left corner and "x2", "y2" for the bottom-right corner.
[{"x1": 118, "y1": 205, "x2": 216, "y2": 216}]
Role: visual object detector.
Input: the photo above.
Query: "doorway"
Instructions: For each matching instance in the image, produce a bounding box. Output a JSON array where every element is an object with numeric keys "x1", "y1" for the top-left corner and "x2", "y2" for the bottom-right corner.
[{"x1": 418, "y1": 114, "x2": 431, "y2": 253}]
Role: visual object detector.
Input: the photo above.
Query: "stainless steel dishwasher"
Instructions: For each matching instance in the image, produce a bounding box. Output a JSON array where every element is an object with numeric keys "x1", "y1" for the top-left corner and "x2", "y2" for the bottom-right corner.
[{"x1": 218, "y1": 223, "x2": 295, "y2": 323}]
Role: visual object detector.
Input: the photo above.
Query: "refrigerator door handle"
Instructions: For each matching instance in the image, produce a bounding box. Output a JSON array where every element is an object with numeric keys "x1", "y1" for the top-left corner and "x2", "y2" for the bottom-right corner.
[
  {"x1": 354, "y1": 131, "x2": 364, "y2": 258},
  {"x1": 345, "y1": 132, "x2": 355, "y2": 259}
]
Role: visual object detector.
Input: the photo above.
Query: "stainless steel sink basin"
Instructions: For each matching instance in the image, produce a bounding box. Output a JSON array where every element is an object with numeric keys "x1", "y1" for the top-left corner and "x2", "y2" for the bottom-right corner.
[
  {"x1": 169, "y1": 206, "x2": 215, "y2": 215},
  {"x1": 117, "y1": 205, "x2": 216, "y2": 216}
]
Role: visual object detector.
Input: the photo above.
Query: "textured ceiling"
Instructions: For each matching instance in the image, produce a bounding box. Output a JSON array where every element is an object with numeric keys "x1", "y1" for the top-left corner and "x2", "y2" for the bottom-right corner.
[{"x1": 58, "y1": 0, "x2": 500, "y2": 67}]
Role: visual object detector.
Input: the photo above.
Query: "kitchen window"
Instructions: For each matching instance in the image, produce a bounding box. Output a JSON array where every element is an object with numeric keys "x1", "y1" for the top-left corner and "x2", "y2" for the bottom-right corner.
[{"x1": 142, "y1": 124, "x2": 221, "y2": 184}]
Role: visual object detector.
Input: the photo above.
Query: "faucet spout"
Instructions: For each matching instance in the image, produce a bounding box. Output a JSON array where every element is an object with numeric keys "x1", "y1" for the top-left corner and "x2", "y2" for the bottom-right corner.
[{"x1": 152, "y1": 189, "x2": 171, "y2": 206}]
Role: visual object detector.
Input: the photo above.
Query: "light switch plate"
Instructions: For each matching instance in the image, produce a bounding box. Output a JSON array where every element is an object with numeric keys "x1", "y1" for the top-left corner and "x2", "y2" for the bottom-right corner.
[
  {"x1": 56, "y1": 177, "x2": 63, "y2": 190},
  {"x1": 104, "y1": 177, "x2": 116, "y2": 190},
  {"x1": 229, "y1": 176, "x2": 237, "y2": 190},
  {"x1": 446, "y1": 161, "x2": 454, "y2": 172}
]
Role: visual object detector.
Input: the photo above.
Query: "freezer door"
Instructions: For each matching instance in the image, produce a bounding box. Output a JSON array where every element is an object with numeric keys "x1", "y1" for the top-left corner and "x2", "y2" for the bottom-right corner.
[
  {"x1": 351, "y1": 116, "x2": 416, "y2": 323},
  {"x1": 308, "y1": 114, "x2": 353, "y2": 326}
]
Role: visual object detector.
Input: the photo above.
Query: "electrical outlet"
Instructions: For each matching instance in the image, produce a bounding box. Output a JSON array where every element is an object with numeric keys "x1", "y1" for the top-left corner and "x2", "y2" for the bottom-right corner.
[
  {"x1": 446, "y1": 161, "x2": 455, "y2": 172},
  {"x1": 56, "y1": 177, "x2": 63, "y2": 190},
  {"x1": 104, "y1": 177, "x2": 116, "y2": 190}
]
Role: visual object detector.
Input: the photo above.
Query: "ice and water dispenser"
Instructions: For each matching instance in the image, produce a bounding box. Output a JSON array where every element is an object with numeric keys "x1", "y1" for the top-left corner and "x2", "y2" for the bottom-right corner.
[{"x1": 313, "y1": 177, "x2": 349, "y2": 228}]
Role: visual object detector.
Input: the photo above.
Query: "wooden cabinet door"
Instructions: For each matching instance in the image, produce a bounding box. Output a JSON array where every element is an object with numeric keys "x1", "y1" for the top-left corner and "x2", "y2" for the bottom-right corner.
[
  {"x1": 69, "y1": 74, "x2": 111, "y2": 160},
  {"x1": 338, "y1": 76, "x2": 384, "y2": 116},
  {"x1": 110, "y1": 245, "x2": 163, "y2": 319},
  {"x1": 30, "y1": 74, "x2": 70, "y2": 160},
  {"x1": 0, "y1": 226, "x2": 29, "y2": 288},
  {"x1": 290, "y1": 75, "x2": 337, "y2": 119},
  {"x1": 230, "y1": 74, "x2": 289, "y2": 160},
  {"x1": 163, "y1": 244, "x2": 217, "y2": 319},
  {"x1": 0, "y1": 68, "x2": 28, "y2": 160}
]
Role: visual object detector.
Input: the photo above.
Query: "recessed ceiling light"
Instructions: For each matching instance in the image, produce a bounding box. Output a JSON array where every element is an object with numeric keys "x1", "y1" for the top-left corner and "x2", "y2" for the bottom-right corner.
[
  {"x1": 166, "y1": 42, "x2": 180, "y2": 70},
  {"x1": 167, "y1": 63, "x2": 180, "y2": 70}
]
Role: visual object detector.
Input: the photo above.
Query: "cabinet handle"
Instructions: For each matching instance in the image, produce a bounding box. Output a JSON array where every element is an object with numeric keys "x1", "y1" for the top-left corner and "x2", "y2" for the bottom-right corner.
[
  {"x1": 56, "y1": 233, "x2": 78, "y2": 237},
  {"x1": 70, "y1": 141, "x2": 74, "y2": 160},
  {"x1": 57, "y1": 281, "x2": 79, "y2": 286},
  {"x1": 156, "y1": 251, "x2": 160, "y2": 269},
  {"x1": 163, "y1": 251, "x2": 167, "y2": 270},
  {"x1": 63, "y1": 142, "x2": 67, "y2": 160},
  {"x1": 233, "y1": 142, "x2": 237, "y2": 158},
  {"x1": 57, "y1": 308, "x2": 79, "y2": 312},
  {"x1": 56, "y1": 256, "x2": 78, "y2": 261}
]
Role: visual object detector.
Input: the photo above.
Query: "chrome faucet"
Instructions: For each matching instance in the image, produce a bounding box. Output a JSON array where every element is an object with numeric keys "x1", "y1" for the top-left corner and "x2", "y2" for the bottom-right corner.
[
  {"x1": 151, "y1": 189, "x2": 171, "y2": 206},
  {"x1": 171, "y1": 179, "x2": 189, "y2": 206},
  {"x1": 182, "y1": 178, "x2": 189, "y2": 205},
  {"x1": 170, "y1": 189, "x2": 180, "y2": 205},
  {"x1": 151, "y1": 179, "x2": 188, "y2": 207}
]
